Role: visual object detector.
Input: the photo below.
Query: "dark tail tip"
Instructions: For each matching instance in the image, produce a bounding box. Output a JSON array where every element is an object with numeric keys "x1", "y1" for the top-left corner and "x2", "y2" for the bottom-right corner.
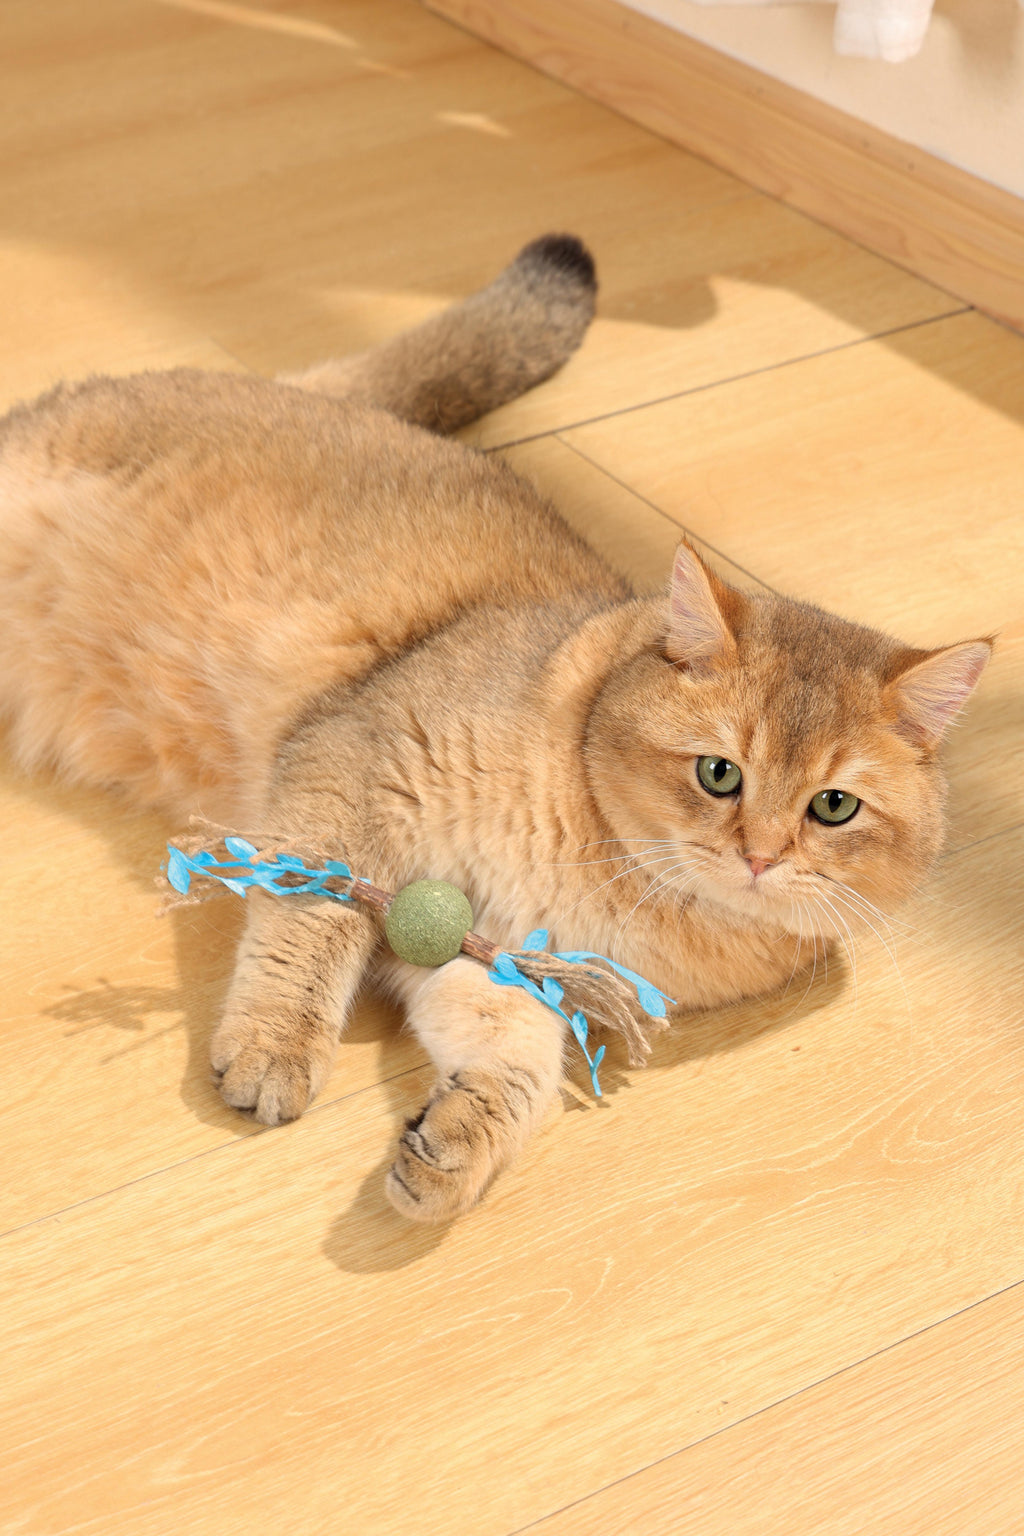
[{"x1": 515, "y1": 232, "x2": 597, "y2": 292}]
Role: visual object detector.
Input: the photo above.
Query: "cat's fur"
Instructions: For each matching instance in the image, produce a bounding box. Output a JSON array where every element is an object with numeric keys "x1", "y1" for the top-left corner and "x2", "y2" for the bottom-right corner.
[{"x1": 0, "y1": 235, "x2": 989, "y2": 1221}]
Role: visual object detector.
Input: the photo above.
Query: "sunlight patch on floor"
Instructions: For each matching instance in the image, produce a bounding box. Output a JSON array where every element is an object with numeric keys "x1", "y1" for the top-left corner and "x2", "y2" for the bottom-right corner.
[
  {"x1": 151, "y1": 0, "x2": 357, "y2": 48},
  {"x1": 436, "y1": 110, "x2": 513, "y2": 138}
]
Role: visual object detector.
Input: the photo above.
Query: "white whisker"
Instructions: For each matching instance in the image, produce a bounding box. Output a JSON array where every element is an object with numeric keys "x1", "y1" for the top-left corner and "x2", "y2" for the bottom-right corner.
[
  {"x1": 611, "y1": 862, "x2": 702, "y2": 957},
  {"x1": 819, "y1": 882, "x2": 913, "y2": 1026},
  {"x1": 781, "y1": 900, "x2": 809, "y2": 1001},
  {"x1": 822, "y1": 875, "x2": 919, "y2": 941},
  {"x1": 820, "y1": 883, "x2": 901, "y2": 972},
  {"x1": 565, "y1": 837, "x2": 692, "y2": 855},
  {"x1": 809, "y1": 890, "x2": 859, "y2": 1009},
  {"x1": 554, "y1": 850, "x2": 698, "y2": 926},
  {"x1": 797, "y1": 906, "x2": 820, "y2": 1008},
  {"x1": 550, "y1": 841, "x2": 677, "y2": 870}
]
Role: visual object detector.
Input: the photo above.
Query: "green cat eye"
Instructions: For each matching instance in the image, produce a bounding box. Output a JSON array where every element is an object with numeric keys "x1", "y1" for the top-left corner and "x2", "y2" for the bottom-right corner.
[
  {"x1": 696, "y1": 756, "x2": 742, "y2": 796},
  {"x1": 810, "y1": 789, "x2": 860, "y2": 825}
]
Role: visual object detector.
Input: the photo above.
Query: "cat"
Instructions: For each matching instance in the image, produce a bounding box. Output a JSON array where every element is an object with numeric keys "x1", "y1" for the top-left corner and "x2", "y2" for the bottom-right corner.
[{"x1": 0, "y1": 234, "x2": 990, "y2": 1222}]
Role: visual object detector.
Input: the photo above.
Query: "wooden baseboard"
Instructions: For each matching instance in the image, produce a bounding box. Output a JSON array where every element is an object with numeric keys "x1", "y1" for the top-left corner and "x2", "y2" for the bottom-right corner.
[{"x1": 426, "y1": 0, "x2": 1024, "y2": 332}]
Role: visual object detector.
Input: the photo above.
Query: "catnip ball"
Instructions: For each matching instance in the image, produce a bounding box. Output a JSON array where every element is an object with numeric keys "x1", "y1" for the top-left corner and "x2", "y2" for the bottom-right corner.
[{"x1": 384, "y1": 879, "x2": 474, "y2": 968}]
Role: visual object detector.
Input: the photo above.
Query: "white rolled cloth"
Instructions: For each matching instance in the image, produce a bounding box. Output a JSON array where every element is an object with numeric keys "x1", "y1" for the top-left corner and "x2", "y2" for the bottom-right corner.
[
  {"x1": 833, "y1": 0, "x2": 935, "y2": 60},
  {"x1": 684, "y1": 0, "x2": 936, "y2": 61}
]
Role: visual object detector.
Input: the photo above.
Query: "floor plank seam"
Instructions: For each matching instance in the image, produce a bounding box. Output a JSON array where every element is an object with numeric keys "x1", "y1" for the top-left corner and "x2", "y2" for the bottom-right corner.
[
  {"x1": 0, "y1": 1061, "x2": 428, "y2": 1245},
  {"x1": 505, "y1": 1272, "x2": 1024, "y2": 1536},
  {"x1": 483, "y1": 305, "x2": 972, "y2": 452},
  {"x1": 551, "y1": 434, "x2": 778, "y2": 593},
  {"x1": 210, "y1": 341, "x2": 259, "y2": 376},
  {"x1": 944, "y1": 821, "x2": 1024, "y2": 860}
]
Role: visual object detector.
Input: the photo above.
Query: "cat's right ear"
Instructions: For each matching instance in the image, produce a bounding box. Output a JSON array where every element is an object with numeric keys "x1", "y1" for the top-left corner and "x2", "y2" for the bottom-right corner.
[
  {"x1": 889, "y1": 638, "x2": 993, "y2": 746},
  {"x1": 665, "y1": 543, "x2": 741, "y2": 674}
]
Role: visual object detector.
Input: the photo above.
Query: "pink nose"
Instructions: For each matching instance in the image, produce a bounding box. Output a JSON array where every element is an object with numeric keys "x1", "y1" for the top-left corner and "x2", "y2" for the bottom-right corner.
[{"x1": 744, "y1": 854, "x2": 775, "y2": 878}]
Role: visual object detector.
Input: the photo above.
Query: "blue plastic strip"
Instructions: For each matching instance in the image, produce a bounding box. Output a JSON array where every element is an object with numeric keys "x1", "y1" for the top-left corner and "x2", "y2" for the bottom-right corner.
[
  {"x1": 488, "y1": 936, "x2": 676, "y2": 1098},
  {"x1": 165, "y1": 844, "x2": 358, "y2": 902},
  {"x1": 548, "y1": 950, "x2": 675, "y2": 1017},
  {"x1": 488, "y1": 954, "x2": 606, "y2": 1097}
]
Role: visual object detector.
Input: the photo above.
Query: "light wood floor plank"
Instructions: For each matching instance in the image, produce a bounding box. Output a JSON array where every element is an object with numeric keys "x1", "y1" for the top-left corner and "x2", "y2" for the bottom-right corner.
[
  {"x1": 2, "y1": 832, "x2": 1022, "y2": 1534},
  {"x1": 0, "y1": 1, "x2": 955, "y2": 428},
  {"x1": 561, "y1": 309, "x2": 1024, "y2": 639},
  {"x1": 530, "y1": 1281, "x2": 1024, "y2": 1536},
  {"x1": 499, "y1": 435, "x2": 764, "y2": 593},
  {"x1": 0, "y1": 241, "x2": 248, "y2": 410}
]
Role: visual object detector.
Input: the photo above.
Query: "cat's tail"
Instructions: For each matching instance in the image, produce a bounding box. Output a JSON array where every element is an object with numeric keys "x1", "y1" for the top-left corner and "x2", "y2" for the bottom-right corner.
[{"x1": 278, "y1": 233, "x2": 597, "y2": 433}]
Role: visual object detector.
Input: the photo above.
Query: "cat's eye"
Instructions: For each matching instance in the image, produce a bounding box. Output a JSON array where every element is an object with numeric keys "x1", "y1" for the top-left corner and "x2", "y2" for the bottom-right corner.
[
  {"x1": 809, "y1": 789, "x2": 860, "y2": 825},
  {"x1": 696, "y1": 755, "x2": 742, "y2": 796}
]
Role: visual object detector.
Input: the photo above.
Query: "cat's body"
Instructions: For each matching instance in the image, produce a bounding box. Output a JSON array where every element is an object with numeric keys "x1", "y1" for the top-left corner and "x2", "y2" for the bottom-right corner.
[{"x1": 0, "y1": 236, "x2": 989, "y2": 1221}]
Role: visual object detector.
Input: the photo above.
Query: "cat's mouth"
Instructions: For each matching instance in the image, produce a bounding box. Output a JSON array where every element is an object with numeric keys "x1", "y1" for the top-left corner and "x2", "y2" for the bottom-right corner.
[
  {"x1": 693, "y1": 857, "x2": 816, "y2": 936},
  {"x1": 672, "y1": 855, "x2": 782, "y2": 913},
  {"x1": 707, "y1": 862, "x2": 890, "y2": 944}
]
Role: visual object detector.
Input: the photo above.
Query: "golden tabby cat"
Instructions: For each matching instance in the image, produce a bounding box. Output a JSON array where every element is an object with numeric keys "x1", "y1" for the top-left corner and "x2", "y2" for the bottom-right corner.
[{"x1": 0, "y1": 236, "x2": 989, "y2": 1222}]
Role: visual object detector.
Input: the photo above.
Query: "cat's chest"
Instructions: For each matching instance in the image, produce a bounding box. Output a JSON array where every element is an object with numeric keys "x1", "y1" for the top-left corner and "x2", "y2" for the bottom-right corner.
[{"x1": 458, "y1": 859, "x2": 799, "y2": 1015}]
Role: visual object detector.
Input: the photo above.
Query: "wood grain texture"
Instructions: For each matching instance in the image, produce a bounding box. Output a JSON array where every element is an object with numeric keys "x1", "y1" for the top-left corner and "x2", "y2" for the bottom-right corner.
[
  {"x1": 532, "y1": 1281, "x2": 1024, "y2": 1535},
  {"x1": 498, "y1": 435, "x2": 766, "y2": 593},
  {"x1": 0, "y1": 0, "x2": 956, "y2": 430},
  {"x1": 427, "y1": 0, "x2": 1024, "y2": 331},
  {"x1": 1, "y1": 2, "x2": 1022, "y2": 1533},
  {"x1": 462, "y1": 197, "x2": 960, "y2": 448},
  {"x1": 563, "y1": 309, "x2": 1024, "y2": 638}
]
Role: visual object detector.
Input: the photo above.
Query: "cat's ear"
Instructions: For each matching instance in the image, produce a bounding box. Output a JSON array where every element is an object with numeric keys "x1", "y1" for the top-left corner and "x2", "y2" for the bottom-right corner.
[
  {"x1": 889, "y1": 639, "x2": 992, "y2": 746},
  {"x1": 665, "y1": 542, "x2": 741, "y2": 674}
]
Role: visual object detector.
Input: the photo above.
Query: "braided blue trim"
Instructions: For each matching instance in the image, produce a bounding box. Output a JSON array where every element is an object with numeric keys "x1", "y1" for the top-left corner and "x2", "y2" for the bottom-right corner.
[{"x1": 166, "y1": 839, "x2": 360, "y2": 900}]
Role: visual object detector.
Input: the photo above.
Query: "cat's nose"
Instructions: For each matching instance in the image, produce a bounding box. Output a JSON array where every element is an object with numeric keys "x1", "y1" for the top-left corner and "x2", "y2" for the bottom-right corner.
[{"x1": 743, "y1": 853, "x2": 777, "y2": 878}]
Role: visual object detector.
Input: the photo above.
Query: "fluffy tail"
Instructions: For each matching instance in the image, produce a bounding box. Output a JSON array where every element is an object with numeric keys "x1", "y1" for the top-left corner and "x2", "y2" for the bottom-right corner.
[{"x1": 278, "y1": 233, "x2": 596, "y2": 433}]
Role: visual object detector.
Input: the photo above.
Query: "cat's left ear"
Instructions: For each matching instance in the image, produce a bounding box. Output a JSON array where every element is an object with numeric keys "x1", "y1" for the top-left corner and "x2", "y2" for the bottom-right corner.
[
  {"x1": 890, "y1": 639, "x2": 992, "y2": 746},
  {"x1": 665, "y1": 542, "x2": 743, "y2": 674}
]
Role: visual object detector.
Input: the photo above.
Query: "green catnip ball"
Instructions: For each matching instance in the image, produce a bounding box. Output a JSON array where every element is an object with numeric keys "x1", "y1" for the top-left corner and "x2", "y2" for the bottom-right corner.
[{"x1": 384, "y1": 880, "x2": 474, "y2": 968}]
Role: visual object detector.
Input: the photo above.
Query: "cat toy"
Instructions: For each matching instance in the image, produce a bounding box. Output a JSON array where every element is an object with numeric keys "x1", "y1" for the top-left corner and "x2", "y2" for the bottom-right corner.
[{"x1": 164, "y1": 832, "x2": 674, "y2": 1096}]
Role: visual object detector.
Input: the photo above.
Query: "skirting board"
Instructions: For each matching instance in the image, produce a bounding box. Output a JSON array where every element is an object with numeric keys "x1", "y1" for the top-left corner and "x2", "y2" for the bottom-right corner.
[{"x1": 426, "y1": 0, "x2": 1024, "y2": 332}]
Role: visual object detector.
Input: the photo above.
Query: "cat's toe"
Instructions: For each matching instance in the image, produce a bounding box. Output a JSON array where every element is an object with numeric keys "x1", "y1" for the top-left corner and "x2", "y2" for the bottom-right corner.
[
  {"x1": 213, "y1": 1047, "x2": 312, "y2": 1124},
  {"x1": 385, "y1": 1125, "x2": 484, "y2": 1223},
  {"x1": 384, "y1": 1075, "x2": 513, "y2": 1223},
  {"x1": 211, "y1": 1023, "x2": 326, "y2": 1126}
]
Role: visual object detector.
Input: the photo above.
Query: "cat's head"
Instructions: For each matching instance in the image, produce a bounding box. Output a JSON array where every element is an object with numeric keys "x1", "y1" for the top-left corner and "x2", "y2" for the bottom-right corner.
[{"x1": 586, "y1": 543, "x2": 990, "y2": 938}]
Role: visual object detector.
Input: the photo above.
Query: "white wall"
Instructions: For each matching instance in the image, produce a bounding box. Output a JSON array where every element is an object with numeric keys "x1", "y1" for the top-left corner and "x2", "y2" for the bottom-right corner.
[{"x1": 626, "y1": 0, "x2": 1024, "y2": 198}]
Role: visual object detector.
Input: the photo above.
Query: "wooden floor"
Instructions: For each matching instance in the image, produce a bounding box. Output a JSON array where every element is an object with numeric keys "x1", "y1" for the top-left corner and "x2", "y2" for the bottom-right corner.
[{"x1": 2, "y1": 3, "x2": 1023, "y2": 1532}]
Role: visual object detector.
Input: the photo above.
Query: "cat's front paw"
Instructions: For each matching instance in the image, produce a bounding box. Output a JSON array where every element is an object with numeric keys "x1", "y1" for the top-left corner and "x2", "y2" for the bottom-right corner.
[
  {"x1": 210, "y1": 1013, "x2": 335, "y2": 1126},
  {"x1": 385, "y1": 1067, "x2": 536, "y2": 1222}
]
